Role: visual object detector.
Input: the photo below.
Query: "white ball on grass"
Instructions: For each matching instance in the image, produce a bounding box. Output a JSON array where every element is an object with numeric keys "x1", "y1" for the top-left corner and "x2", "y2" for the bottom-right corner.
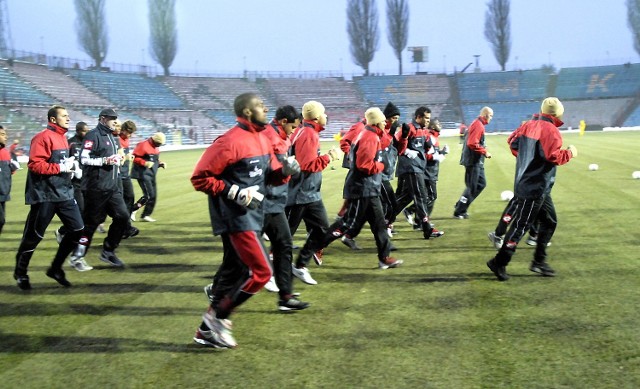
[
  {"x1": 588, "y1": 163, "x2": 599, "y2": 171},
  {"x1": 500, "y1": 190, "x2": 514, "y2": 201},
  {"x1": 632, "y1": 171, "x2": 640, "y2": 179}
]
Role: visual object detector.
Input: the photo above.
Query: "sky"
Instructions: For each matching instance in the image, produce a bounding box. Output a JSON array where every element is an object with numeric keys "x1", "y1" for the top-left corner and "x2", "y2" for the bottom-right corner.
[{"x1": 4, "y1": 0, "x2": 639, "y2": 77}]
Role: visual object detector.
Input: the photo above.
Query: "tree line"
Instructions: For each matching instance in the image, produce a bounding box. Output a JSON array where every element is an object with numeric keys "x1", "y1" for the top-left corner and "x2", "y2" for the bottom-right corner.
[{"x1": 73, "y1": 0, "x2": 640, "y2": 77}]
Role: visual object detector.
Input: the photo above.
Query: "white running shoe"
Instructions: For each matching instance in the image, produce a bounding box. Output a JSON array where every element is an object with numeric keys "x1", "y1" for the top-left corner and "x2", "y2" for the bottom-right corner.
[
  {"x1": 142, "y1": 216, "x2": 156, "y2": 222},
  {"x1": 97, "y1": 223, "x2": 106, "y2": 233},
  {"x1": 264, "y1": 276, "x2": 279, "y2": 292},
  {"x1": 130, "y1": 211, "x2": 137, "y2": 222},
  {"x1": 488, "y1": 231, "x2": 504, "y2": 250},
  {"x1": 69, "y1": 257, "x2": 93, "y2": 272},
  {"x1": 54, "y1": 228, "x2": 64, "y2": 244},
  {"x1": 201, "y1": 310, "x2": 237, "y2": 348},
  {"x1": 262, "y1": 233, "x2": 270, "y2": 241},
  {"x1": 291, "y1": 264, "x2": 318, "y2": 285}
]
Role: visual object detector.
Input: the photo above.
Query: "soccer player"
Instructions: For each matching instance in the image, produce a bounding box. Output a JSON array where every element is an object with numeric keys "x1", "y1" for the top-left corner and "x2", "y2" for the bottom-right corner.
[
  {"x1": 191, "y1": 93, "x2": 299, "y2": 348},
  {"x1": 453, "y1": 106, "x2": 493, "y2": 219},
  {"x1": 487, "y1": 98, "x2": 577, "y2": 281},
  {"x1": 14, "y1": 105, "x2": 84, "y2": 290}
]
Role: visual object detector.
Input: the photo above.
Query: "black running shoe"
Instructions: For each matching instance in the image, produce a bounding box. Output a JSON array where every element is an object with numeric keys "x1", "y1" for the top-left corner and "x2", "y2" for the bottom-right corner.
[
  {"x1": 487, "y1": 259, "x2": 509, "y2": 281},
  {"x1": 529, "y1": 261, "x2": 556, "y2": 277},
  {"x1": 46, "y1": 268, "x2": 72, "y2": 287},
  {"x1": 278, "y1": 298, "x2": 310, "y2": 312}
]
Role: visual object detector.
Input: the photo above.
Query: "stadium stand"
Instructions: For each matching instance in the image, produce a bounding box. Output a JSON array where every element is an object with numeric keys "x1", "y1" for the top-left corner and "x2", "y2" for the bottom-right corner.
[
  {"x1": 9, "y1": 61, "x2": 113, "y2": 107},
  {"x1": 261, "y1": 77, "x2": 366, "y2": 137},
  {"x1": 2, "y1": 52, "x2": 640, "y2": 146},
  {"x1": 0, "y1": 66, "x2": 54, "y2": 106},
  {"x1": 555, "y1": 64, "x2": 640, "y2": 99},
  {"x1": 67, "y1": 69, "x2": 185, "y2": 109}
]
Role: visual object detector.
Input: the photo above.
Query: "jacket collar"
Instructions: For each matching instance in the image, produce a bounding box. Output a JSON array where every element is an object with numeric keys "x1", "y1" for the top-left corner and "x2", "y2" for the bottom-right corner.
[
  {"x1": 269, "y1": 120, "x2": 288, "y2": 140},
  {"x1": 236, "y1": 117, "x2": 266, "y2": 133},
  {"x1": 540, "y1": 113, "x2": 564, "y2": 127},
  {"x1": 47, "y1": 122, "x2": 68, "y2": 135},
  {"x1": 302, "y1": 119, "x2": 324, "y2": 133}
]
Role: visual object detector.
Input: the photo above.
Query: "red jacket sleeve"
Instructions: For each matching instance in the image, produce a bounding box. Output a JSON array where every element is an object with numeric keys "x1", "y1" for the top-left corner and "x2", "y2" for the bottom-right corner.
[
  {"x1": 294, "y1": 129, "x2": 330, "y2": 172},
  {"x1": 466, "y1": 120, "x2": 488, "y2": 155},
  {"x1": 133, "y1": 139, "x2": 156, "y2": 167},
  {"x1": 190, "y1": 139, "x2": 233, "y2": 196},
  {"x1": 355, "y1": 132, "x2": 384, "y2": 175},
  {"x1": 541, "y1": 127, "x2": 573, "y2": 166},
  {"x1": 340, "y1": 122, "x2": 363, "y2": 154},
  {"x1": 27, "y1": 133, "x2": 63, "y2": 175}
]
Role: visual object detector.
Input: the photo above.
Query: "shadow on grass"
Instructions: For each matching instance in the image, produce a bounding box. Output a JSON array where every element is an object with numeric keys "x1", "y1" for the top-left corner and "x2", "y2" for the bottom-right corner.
[
  {"x1": 0, "y1": 332, "x2": 219, "y2": 353},
  {"x1": 0, "y1": 301, "x2": 196, "y2": 317},
  {"x1": 0, "y1": 263, "x2": 213, "y2": 274},
  {"x1": 0, "y1": 283, "x2": 204, "y2": 295}
]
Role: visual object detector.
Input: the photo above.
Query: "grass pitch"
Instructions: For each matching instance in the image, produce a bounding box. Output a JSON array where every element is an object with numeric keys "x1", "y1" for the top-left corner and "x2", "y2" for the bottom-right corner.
[{"x1": 1, "y1": 130, "x2": 639, "y2": 388}]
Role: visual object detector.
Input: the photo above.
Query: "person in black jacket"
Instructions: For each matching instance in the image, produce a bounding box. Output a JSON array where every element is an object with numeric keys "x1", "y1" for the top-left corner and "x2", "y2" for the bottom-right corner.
[
  {"x1": 54, "y1": 121, "x2": 89, "y2": 247},
  {"x1": 72, "y1": 108, "x2": 130, "y2": 268},
  {"x1": 487, "y1": 98, "x2": 577, "y2": 281},
  {"x1": 14, "y1": 105, "x2": 84, "y2": 290}
]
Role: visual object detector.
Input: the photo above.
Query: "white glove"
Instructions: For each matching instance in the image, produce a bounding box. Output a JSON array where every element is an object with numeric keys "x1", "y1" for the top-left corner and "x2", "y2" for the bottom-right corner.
[
  {"x1": 282, "y1": 156, "x2": 300, "y2": 176},
  {"x1": 567, "y1": 145, "x2": 578, "y2": 157},
  {"x1": 441, "y1": 144, "x2": 450, "y2": 154},
  {"x1": 404, "y1": 149, "x2": 419, "y2": 159},
  {"x1": 327, "y1": 148, "x2": 339, "y2": 161},
  {"x1": 59, "y1": 157, "x2": 75, "y2": 173},
  {"x1": 72, "y1": 160, "x2": 83, "y2": 179},
  {"x1": 104, "y1": 154, "x2": 123, "y2": 166},
  {"x1": 10, "y1": 160, "x2": 21, "y2": 170},
  {"x1": 433, "y1": 153, "x2": 446, "y2": 163},
  {"x1": 227, "y1": 184, "x2": 264, "y2": 209}
]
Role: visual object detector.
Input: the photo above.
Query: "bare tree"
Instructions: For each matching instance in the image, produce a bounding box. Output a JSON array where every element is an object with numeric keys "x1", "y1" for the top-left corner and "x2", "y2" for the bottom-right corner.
[
  {"x1": 484, "y1": 0, "x2": 511, "y2": 71},
  {"x1": 386, "y1": 0, "x2": 409, "y2": 75},
  {"x1": 149, "y1": 0, "x2": 178, "y2": 76},
  {"x1": 628, "y1": 0, "x2": 640, "y2": 56},
  {"x1": 347, "y1": 0, "x2": 379, "y2": 76},
  {"x1": 74, "y1": 0, "x2": 108, "y2": 69}
]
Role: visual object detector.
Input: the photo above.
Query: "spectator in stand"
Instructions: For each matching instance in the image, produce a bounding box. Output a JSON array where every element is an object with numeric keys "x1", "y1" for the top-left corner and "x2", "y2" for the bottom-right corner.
[
  {"x1": 453, "y1": 106, "x2": 493, "y2": 219},
  {"x1": 191, "y1": 93, "x2": 298, "y2": 348},
  {"x1": 0, "y1": 126, "x2": 20, "y2": 236},
  {"x1": 487, "y1": 98, "x2": 576, "y2": 281},
  {"x1": 131, "y1": 132, "x2": 166, "y2": 222},
  {"x1": 71, "y1": 108, "x2": 130, "y2": 268},
  {"x1": 286, "y1": 101, "x2": 339, "y2": 285},
  {"x1": 392, "y1": 106, "x2": 444, "y2": 239},
  {"x1": 14, "y1": 105, "x2": 84, "y2": 290}
]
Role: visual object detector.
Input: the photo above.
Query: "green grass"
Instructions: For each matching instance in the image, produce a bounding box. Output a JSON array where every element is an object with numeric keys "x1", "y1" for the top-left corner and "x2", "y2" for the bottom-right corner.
[{"x1": 1, "y1": 131, "x2": 639, "y2": 388}]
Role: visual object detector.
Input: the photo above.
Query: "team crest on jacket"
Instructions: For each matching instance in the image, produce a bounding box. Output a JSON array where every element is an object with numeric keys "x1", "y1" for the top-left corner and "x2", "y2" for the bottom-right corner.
[
  {"x1": 249, "y1": 165, "x2": 263, "y2": 178},
  {"x1": 83, "y1": 140, "x2": 94, "y2": 149}
]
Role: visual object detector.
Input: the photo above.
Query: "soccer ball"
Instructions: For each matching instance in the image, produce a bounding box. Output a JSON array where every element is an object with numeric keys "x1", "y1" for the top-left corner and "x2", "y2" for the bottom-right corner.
[
  {"x1": 632, "y1": 171, "x2": 640, "y2": 179},
  {"x1": 588, "y1": 164, "x2": 599, "y2": 171},
  {"x1": 500, "y1": 190, "x2": 514, "y2": 201}
]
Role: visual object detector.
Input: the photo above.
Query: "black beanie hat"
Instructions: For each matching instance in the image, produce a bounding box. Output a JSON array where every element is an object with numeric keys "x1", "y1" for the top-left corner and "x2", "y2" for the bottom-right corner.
[{"x1": 383, "y1": 102, "x2": 400, "y2": 118}]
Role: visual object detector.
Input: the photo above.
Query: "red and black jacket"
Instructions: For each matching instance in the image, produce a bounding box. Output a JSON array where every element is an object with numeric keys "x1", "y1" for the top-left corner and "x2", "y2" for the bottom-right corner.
[
  {"x1": 287, "y1": 120, "x2": 330, "y2": 205},
  {"x1": 0, "y1": 145, "x2": 17, "y2": 202},
  {"x1": 395, "y1": 119, "x2": 428, "y2": 175},
  {"x1": 460, "y1": 115, "x2": 489, "y2": 167},
  {"x1": 118, "y1": 133, "x2": 132, "y2": 179},
  {"x1": 512, "y1": 114, "x2": 572, "y2": 199},
  {"x1": 262, "y1": 119, "x2": 292, "y2": 214},
  {"x1": 343, "y1": 125, "x2": 384, "y2": 199},
  {"x1": 191, "y1": 117, "x2": 286, "y2": 234},
  {"x1": 340, "y1": 119, "x2": 365, "y2": 169},
  {"x1": 131, "y1": 138, "x2": 161, "y2": 180},
  {"x1": 25, "y1": 123, "x2": 74, "y2": 204}
]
